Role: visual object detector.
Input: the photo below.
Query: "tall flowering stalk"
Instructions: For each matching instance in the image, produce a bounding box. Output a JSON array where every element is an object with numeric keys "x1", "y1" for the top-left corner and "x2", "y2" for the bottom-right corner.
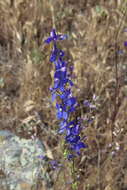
[{"x1": 45, "y1": 29, "x2": 87, "y2": 158}]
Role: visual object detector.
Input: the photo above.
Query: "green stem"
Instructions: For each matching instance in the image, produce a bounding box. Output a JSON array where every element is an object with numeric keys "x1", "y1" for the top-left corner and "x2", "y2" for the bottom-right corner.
[{"x1": 71, "y1": 158, "x2": 78, "y2": 190}]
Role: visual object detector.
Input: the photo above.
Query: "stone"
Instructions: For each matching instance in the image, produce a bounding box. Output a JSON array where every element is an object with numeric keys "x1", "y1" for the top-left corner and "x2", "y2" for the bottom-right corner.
[{"x1": 0, "y1": 130, "x2": 53, "y2": 190}]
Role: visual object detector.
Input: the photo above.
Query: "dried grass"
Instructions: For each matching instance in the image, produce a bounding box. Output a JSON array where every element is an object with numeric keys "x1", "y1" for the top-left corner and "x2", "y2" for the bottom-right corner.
[{"x1": 0, "y1": 0, "x2": 127, "y2": 189}]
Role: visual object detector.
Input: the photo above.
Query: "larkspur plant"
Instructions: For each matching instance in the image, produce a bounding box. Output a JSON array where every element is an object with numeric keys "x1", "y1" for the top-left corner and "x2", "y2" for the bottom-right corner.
[{"x1": 45, "y1": 29, "x2": 87, "y2": 159}]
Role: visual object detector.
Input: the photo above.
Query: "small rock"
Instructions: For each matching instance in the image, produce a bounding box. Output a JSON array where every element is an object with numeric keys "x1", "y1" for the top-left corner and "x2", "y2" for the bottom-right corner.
[{"x1": 0, "y1": 130, "x2": 53, "y2": 190}]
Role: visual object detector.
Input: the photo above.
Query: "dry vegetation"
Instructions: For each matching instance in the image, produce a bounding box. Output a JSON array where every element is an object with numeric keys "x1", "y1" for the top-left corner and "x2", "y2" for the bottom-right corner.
[{"x1": 0, "y1": 0, "x2": 127, "y2": 190}]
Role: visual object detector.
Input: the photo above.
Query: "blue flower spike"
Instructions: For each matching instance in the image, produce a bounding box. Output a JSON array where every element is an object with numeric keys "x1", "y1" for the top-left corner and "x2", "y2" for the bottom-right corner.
[{"x1": 46, "y1": 29, "x2": 87, "y2": 158}]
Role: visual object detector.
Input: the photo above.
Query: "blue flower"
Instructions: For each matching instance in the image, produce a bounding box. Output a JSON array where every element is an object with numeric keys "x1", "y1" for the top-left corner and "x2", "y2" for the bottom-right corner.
[
  {"x1": 49, "y1": 160, "x2": 62, "y2": 170},
  {"x1": 67, "y1": 154, "x2": 75, "y2": 160},
  {"x1": 54, "y1": 70, "x2": 67, "y2": 80},
  {"x1": 50, "y1": 48, "x2": 58, "y2": 62},
  {"x1": 59, "y1": 88, "x2": 71, "y2": 100},
  {"x1": 58, "y1": 120, "x2": 74, "y2": 134},
  {"x1": 45, "y1": 29, "x2": 68, "y2": 44},
  {"x1": 53, "y1": 78, "x2": 73, "y2": 91},
  {"x1": 70, "y1": 142, "x2": 87, "y2": 155},
  {"x1": 58, "y1": 120, "x2": 68, "y2": 134},
  {"x1": 66, "y1": 134, "x2": 80, "y2": 144},
  {"x1": 54, "y1": 60, "x2": 67, "y2": 70},
  {"x1": 59, "y1": 50, "x2": 65, "y2": 57},
  {"x1": 56, "y1": 103, "x2": 68, "y2": 120},
  {"x1": 124, "y1": 41, "x2": 127, "y2": 47},
  {"x1": 63, "y1": 97, "x2": 77, "y2": 107},
  {"x1": 67, "y1": 125, "x2": 80, "y2": 136},
  {"x1": 50, "y1": 46, "x2": 65, "y2": 63},
  {"x1": 83, "y1": 100, "x2": 91, "y2": 107},
  {"x1": 37, "y1": 155, "x2": 47, "y2": 160}
]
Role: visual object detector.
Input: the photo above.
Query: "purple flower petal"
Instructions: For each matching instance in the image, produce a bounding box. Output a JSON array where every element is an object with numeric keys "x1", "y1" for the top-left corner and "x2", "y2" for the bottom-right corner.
[
  {"x1": 57, "y1": 34, "x2": 68, "y2": 40},
  {"x1": 44, "y1": 37, "x2": 53, "y2": 44},
  {"x1": 124, "y1": 41, "x2": 127, "y2": 47},
  {"x1": 50, "y1": 29, "x2": 57, "y2": 39}
]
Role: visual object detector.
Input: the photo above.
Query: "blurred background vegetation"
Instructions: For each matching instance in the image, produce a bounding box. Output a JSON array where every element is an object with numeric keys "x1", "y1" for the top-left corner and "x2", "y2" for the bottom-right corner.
[{"x1": 0, "y1": 0, "x2": 127, "y2": 189}]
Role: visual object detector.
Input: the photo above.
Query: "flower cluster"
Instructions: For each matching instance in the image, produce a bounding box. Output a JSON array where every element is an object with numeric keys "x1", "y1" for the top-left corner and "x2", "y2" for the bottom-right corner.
[{"x1": 45, "y1": 29, "x2": 87, "y2": 157}]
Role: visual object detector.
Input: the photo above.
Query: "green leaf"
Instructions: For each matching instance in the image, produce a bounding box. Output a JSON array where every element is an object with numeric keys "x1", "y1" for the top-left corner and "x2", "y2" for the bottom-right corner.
[
  {"x1": 95, "y1": 5, "x2": 102, "y2": 13},
  {"x1": 0, "y1": 78, "x2": 4, "y2": 88},
  {"x1": 31, "y1": 48, "x2": 43, "y2": 64},
  {"x1": 72, "y1": 182, "x2": 78, "y2": 190},
  {"x1": 63, "y1": 149, "x2": 68, "y2": 158}
]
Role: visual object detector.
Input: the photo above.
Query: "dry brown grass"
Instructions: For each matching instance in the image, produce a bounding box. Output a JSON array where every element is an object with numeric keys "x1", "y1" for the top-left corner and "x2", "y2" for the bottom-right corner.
[{"x1": 0, "y1": 0, "x2": 127, "y2": 189}]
